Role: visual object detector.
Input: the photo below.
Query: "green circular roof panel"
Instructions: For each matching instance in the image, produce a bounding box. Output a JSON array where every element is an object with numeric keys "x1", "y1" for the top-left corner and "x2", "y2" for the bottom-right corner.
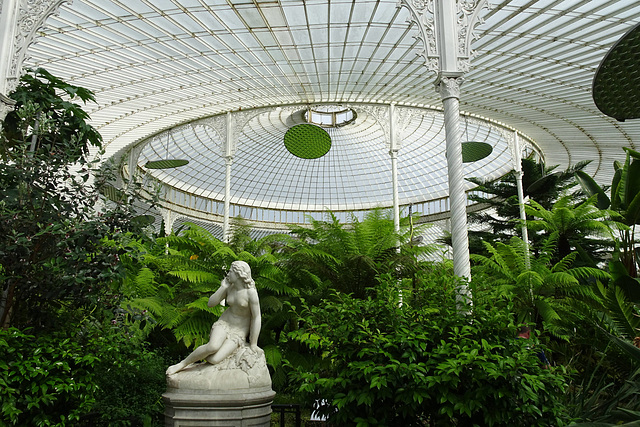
[
  {"x1": 461, "y1": 141, "x2": 493, "y2": 163},
  {"x1": 145, "y1": 159, "x2": 190, "y2": 169},
  {"x1": 593, "y1": 22, "x2": 640, "y2": 121},
  {"x1": 284, "y1": 124, "x2": 332, "y2": 159}
]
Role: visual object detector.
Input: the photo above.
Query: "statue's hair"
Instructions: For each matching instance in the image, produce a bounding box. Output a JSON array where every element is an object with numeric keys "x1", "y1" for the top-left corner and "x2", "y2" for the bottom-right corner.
[{"x1": 230, "y1": 260, "x2": 255, "y2": 289}]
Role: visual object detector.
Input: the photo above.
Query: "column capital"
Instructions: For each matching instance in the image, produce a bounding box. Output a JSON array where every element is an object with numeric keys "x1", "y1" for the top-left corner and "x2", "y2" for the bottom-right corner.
[
  {"x1": 435, "y1": 72, "x2": 464, "y2": 100},
  {"x1": 397, "y1": 0, "x2": 490, "y2": 74},
  {"x1": 1, "y1": 0, "x2": 69, "y2": 93}
]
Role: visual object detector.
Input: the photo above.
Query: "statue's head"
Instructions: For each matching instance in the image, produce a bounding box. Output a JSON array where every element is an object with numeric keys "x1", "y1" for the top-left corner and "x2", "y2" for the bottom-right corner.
[{"x1": 230, "y1": 260, "x2": 255, "y2": 288}]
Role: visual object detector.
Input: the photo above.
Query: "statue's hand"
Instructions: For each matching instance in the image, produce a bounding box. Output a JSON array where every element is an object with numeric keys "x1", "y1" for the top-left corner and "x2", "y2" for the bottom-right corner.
[{"x1": 250, "y1": 344, "x2": 263, "y2": 355}]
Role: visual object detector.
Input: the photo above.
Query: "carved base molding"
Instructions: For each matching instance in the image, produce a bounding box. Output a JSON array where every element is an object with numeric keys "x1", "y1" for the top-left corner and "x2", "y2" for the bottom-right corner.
[
  {"x1": 163, "y1": 385, "x2": 275, "y2": 427},
  {"x1": 164, "y1": 347, "x2": 275, "y2": 426}
]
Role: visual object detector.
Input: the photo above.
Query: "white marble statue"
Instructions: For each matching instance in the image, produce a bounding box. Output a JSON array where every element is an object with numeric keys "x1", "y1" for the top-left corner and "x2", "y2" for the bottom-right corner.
[{"x1": 166, "y1": 260, "x2": 262, "y2": 376}]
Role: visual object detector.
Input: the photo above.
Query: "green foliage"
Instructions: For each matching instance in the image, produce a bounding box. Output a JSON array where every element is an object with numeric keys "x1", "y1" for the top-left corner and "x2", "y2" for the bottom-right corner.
[
  {"x1": 121, "y1": 223, "x2": 297, "y2": 376},
  {"x1": 85, "y1": 321, "x2": 167, "y2": 427},
  {"x1": 525, "y1": 195, "x2": 622, "y2": 265},
  {"x1": 279, "y1": 209, "x2": 437, "y2": 300},
  {"x1": 1, "y1": 67, "x2": 102, "y2": 162},
  {"x1": 567, "y1": 351, "x2": 640, "y2": 425},
  {"x1": 576, "y1": 147, "x2": 640, "y2": 277},
  {"x1": 0, "y1": 69, "x2": 145, "y2": 331},
  {"x1": 596, "y1": 282, "x2": 640, "y2": 340},
  {"x1": 471, "y1": 235, "x2": 609, "y2": 338},
  {"x1": 0, "y1": 328, "x2": 99, "y2": 426},
  {"x1": 467, "y1": 158, "x2": 590, "y2": 249},
  {"x1": 289, "y1": 273, "x2": 570, "y2": 426}
]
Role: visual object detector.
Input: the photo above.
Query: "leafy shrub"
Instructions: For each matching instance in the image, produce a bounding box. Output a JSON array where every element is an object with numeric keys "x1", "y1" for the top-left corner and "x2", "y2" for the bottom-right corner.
[
  {"x1": 0, "y1": 328, "x2": 99, "y2": 426},
  {"x1": 288, "y1": 274, "x2": 570, "y2": 426},
  {"x1": 86, "y1": 321, "x2": 167, "y2": 427}
]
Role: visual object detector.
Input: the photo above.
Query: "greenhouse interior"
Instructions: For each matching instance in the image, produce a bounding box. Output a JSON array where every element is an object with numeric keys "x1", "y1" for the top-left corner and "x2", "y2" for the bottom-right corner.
[{"x1": 1, "y1": 0, "x2": 640, "y2": 425}]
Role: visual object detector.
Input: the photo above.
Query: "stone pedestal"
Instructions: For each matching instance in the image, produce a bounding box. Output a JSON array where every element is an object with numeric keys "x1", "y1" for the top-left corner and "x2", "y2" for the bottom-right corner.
[{"x1": 164, "y1": 346, "x2": 275, "y2": 426}]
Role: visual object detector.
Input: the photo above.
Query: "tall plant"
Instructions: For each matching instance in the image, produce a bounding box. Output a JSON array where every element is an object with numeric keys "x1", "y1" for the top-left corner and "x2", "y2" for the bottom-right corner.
[
  {"x1": 467, "y1": 158, "x2": 590, "y2": 247},
  {"x1": 576, "y1": 147, "x2": 640, "y2": 278},
  {"x1": 277, "y1": 209, "x2": 436, "y2": 300},
  {"x1": 471, "y1": 235, "x2": 609, "y2": 338},
  {"x1": 0, "y1": 68, "x2": 132, "y2": 330},
  {"x1": 525, "y1": 195, "x2": 622, "y2": 265},
  {"x1": 290, "y1": 272, "x2": 570, "y2": 426}
]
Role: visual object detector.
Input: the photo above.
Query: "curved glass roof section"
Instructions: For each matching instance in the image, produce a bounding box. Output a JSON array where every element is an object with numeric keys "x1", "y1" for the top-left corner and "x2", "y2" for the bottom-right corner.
[
  {"x1": 133, "y1": 105, "x2": 517, "y2": 223},
  {"x1": 19, "y1": 0, "x2": 640, "y2": 226}
]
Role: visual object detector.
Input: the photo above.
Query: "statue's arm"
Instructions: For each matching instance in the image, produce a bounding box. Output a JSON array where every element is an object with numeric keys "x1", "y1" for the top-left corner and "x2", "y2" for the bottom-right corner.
[
  {"x1": 248, "y1": 289, "x2": 261, "y2": 348},
  {"x1": 208, "y1": 279, "x2": 229, "y2": 307}
]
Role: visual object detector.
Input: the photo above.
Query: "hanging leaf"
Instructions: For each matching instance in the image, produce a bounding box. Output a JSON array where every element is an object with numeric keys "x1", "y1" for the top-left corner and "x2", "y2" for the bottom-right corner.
[{"x1": 575, "y1": 170, "x2": 610, "y2": 209}]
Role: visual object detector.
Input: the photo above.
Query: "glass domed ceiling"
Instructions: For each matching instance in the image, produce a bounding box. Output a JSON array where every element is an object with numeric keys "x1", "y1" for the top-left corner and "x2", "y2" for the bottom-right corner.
[
  {"x1": 134, "y1": 104, "x2": 521, "y2": 224},
  {"x1": 18, "y1": 0, "x2": 640, "y2": 210}
]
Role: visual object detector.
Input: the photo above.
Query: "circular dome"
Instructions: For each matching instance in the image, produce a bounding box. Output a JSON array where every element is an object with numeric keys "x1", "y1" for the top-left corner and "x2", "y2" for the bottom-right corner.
[{"x1": 133, "y1": 104, "x2": 523, "y2": 226}]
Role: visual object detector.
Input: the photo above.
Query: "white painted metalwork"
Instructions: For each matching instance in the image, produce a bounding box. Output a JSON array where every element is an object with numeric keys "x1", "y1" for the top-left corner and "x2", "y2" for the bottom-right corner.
[
  {"x1": 0, "y1": 0, "x2": 638, "y2": 241},
  {"x1": 437, "y1": 74, "x2": 471, "y2": 279},
  {"x1": 223, "y1": 112, "x2": 234, "y2": 243},
  {"x1": 513, "y1": 130, "x2": 531, "y2": 268},
  {"x1": 389, "y1": 103, "x2": 400, "y2": 232}
]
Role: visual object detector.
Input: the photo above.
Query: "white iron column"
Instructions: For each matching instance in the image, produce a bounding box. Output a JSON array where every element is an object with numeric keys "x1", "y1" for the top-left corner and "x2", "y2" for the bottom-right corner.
[
  {"x1": 0, "y1": 0, "x2": 18, "y2": 120},
  {"x1": 399, "y1": 0, "x2": 490, "y2": 289},
  {"x1": 161, "y1": 207, "x2": 178, "y2": 237},
  {"x1": 435, "y1": 0, "x2": 470, "y2": 280},
  {"x1": 438, "y1": 74, "x2": 471, "y2": 280},
  {"x1": 513, "y1": 131, "x2": 530, "y2": 268},
  {"x1": 223, "y1": 112, "x2": 234, "y2": 243},
  {"x1": 389, "y1": 103, "x2": 400, "y2": 233}
]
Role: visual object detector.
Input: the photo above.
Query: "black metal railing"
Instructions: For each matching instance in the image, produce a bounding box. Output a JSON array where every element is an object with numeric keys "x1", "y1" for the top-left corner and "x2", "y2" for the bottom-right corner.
[{"x1": 271, "y1": 403, "x2": 301, "y2": 427}]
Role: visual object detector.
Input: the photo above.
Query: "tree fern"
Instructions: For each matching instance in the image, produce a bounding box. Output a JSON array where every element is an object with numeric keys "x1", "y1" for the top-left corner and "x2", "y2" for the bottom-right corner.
[
  {"x1": 599, "y1": 283, "x2": 640, "y2": 339},
  {"x1": 472, "y1": 235, "x2": 609, "y2": 338},
  {"x1": 526, "y1": 196, "x2": 622, "y2": 265}
]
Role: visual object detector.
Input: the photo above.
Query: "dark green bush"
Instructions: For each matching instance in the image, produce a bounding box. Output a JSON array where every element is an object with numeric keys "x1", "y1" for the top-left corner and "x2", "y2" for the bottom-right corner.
[
  {"x1": 86, "y1": 323, "x2": 167, "y2": 427},
  {"x1": 288, "y1": 274, "x2": 570, "y2": 426},
  {"x1": 0, "y1": 328, "x2": 99, "y2": 426}
]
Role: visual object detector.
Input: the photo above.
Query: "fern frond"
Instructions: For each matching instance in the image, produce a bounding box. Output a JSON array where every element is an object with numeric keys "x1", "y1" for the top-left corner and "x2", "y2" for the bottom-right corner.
[
  {"x1": 186, "y1": 296, "x2": 224, "y2": 314},
  {"x1": 516, "y1": 270, "x2": 544, "y2": 292},
  {"x1": 604, "y1": 285, "x2": 640, "y2": 338},
  {"x1": 263, "y1": 344, "x2": 283, "y2": 368},
  {"x1": 212, "y1": 245, "x2": 239, "y2": 259},
  {"x1": 122, "y1": 267, "x2": 157, "y2": 298},
  {"x1": 260, "y1": 294, "x2": 284, "y2": 313},
  {"x1": 168, "y1": 269, "x2": 218, "y2": 284},
  {"x1": 534, "y1": 297, "x2": 561, "y2": 323},
  {"x1": 568, "y1": 266, "x2": 611, "y2": 282},
  {"x1": 544, "y1": 271, "x2": 579, "y2": 290},
  {"x1": 125, "y1": 296, "x2": 167, "y2": 317},
  {"x1": 173, "y1": 310, "x2": 217, "y2": 348},
  {"x1": 552, "y1": 252, "x2": 577, "y2": 272}
]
